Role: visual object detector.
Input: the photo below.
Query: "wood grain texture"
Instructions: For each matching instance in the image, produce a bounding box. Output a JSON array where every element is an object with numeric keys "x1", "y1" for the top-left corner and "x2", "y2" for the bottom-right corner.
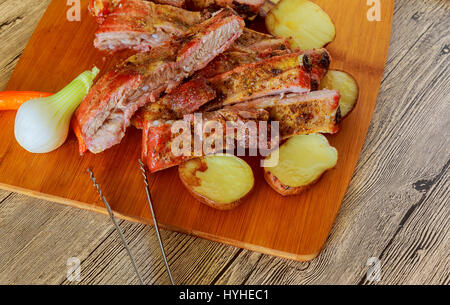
[
  {"x1": 0, "y1": 193, "x2": 116, "y2": 284},
  {"x1": 0, "y1": 0, "x2": 52, "y2": 90},
  {"x1": 0, "y1": 0, "x2": 448, "y2": 285},
  {"x1": 0, "y1": 0, "x2": 394, "y2": 261}
]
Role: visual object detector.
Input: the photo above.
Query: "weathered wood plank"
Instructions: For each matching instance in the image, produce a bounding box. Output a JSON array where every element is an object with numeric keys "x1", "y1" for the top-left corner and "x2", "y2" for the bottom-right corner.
[
  {"x1": 364, "y1": 165, "x2": 449, "y2": 285},
  {"x1": 381, "y1": 0, "x2": 448, "y2": 81},
  {"x1": 0, "y1": 189, "x2": 11, "y2": 202},
  {"x1": 60, "y1": 225, "x2": 240, "y2": 285},
  {"x1": 0, "y1": 0, "x2": 51, "y2": 90},
  {"x1": 0, "y1": 193, "x2": 116, "y2": 284}
]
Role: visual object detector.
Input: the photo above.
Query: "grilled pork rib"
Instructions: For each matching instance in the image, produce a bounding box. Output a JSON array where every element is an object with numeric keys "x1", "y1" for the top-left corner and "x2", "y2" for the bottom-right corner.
[
  {"x1": 139, "y1": 91, "x2": 339, "y2": 173},
  {"x1": 132, "y1": 48, "x2": 327, "y2": 128},
  {"x1": 131, "y1": 28, "x2": 290, "y2": 128},
  {"x1": 195, "y1": 28, "x2": 291, "y2": 79},
  {"x1": 234, "y1": 89, "x2": 341, "y2": 138},
  {"x1": 207, "y1": 49, "x2": 330, "y2": 104},
  {"x1": 132, "y1": 48, "x2": 328, "y2": 130},
  {"x1": 90, "y1": 0, "x2": 278, "y2": 52},
  {"x1": 141, "y1": 107, "x2": 270, "y2": 172},
  {"x1": 302, "y1": 49, "x2": 331, "y2": 90},
  {"x1": 132, "y1": 77, "x2": 216, "y2": 129},
  {"x1": 94, "y1": 5, "x2": 288, "y2": 54},
  {"x1": 200, "y1": 49, "x2": 330, "y2": 111},
  {"x1": 186, "y1": 0, "x2": 265, "y2": 18},
  {"x1": 76, "y1": 9, "x2": 245, "y2": 154},
  {"x1": 89, "y1": 0, "x2": 186, "y2": 23},
  {"x1": 206, "y1": 52, "x2": 312, "y2": 108},
  {"x1": 90, "y1": 0, "x2": 266, "y2": 18},
  {"x1": 90, "y1": 0, "x2": 266, "y2": 23},
  {"x1": 94, "y1": 0, "x2": 206, "y2": 52},
  {"x1": 230, "y1": 28, "x2": 290, "y2": 54}
]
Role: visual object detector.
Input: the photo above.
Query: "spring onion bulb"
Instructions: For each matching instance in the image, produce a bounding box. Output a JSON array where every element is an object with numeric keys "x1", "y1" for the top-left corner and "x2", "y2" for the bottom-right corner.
[{"x1": 14, "y1": 67, "x2": 99, "y2": 153}]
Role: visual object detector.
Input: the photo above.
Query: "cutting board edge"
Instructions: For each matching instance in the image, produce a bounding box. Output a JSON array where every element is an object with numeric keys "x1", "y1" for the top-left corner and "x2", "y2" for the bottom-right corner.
[{"x1": 0, "y1": 181, "x2": 321, "y2": 262}]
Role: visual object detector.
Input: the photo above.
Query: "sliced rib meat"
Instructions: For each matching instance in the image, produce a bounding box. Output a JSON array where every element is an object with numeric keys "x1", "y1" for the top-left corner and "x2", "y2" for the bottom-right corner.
[
  {"x1": 230, "y1": 28, "x2": 290, "y2": 55},
  {"x1": 156, "y1": 0, "x2": 186, "y2": 7},
  {"x1": 132, "y1": 77, "x2": 216, "y2": 129},
  {"x1": 90, "y1": 0, "x2": 266, "y2": 21},
  {"x1": 187, "y1": 0, "x2": 265, "y2": 18},
  {"x1": 131, "y1": 29, "x2": 290, "y2": 127},
  {"x1": 207, "y1": 52, "x2": 311, "y2": 107},
  {"x1": 194, "y1": 28, "x2": 291, "y2": 79},
  {"x1": 94, "y1": 0, "x2": 206, "y2": 52},
  {"x1": 89, "y1": 0, "x2": 186, "y2": 23},
  {"x1": 133, "y1": 49, "x2": 322, "y2": 128},
  {"x1": 76, "y1": 9, "x2": 245, "y2": 154},
  {"x1": 302, "y1": 48, "x2": 331, "y2": 90},
  {"x1": 199, "y1": 48, "x2": 331, "y2": 111},
  {"x1": 95, "y1": 6, "x2": 286, "y2": 54},
  {"x1": 234, "y1": 89, "x2": 341, "y2": 138},
  {"x1": 141, "y1": 107, "x2": 270, "y2": 172}
]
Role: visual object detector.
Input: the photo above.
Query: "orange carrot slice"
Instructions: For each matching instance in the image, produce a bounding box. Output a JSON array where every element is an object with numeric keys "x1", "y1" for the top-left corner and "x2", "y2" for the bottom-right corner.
[{"x1": 0, "y1": 91, "x2": 53, "y2": 110}]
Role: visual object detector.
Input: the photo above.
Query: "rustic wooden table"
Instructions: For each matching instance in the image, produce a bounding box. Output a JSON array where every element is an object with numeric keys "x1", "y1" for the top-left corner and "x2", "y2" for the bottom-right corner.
[{"x1": 0, "y1": 0, "x2": 448, "y2": 285}]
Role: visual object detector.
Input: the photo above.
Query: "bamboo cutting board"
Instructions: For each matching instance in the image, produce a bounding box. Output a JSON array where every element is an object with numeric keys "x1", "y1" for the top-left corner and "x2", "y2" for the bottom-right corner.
[{"x1": 1, "y1": 0, "x2": 393, "y2": 261}]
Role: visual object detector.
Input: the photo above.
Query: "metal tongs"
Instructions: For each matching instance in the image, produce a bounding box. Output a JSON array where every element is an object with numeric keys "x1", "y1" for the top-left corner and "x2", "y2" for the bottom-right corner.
[
  {"x1": 88, "y1": 161, "x2": 174, "y2": 285},
  {"x1": 138, "y1": 159, "x2": 175, "y2": 285}
]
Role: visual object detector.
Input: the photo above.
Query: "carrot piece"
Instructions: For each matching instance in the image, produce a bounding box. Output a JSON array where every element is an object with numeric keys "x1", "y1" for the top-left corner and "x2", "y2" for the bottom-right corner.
[
  {"x1": 71, "y1": 117, "x2": 88, "y2": 155},
  {"x1": 0, "y1": 91, "x2": 52, "y2": 110}
]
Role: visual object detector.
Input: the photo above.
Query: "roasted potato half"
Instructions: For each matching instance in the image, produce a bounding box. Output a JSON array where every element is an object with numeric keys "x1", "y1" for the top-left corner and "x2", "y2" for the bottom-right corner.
[
  {"x1": 266, "y1": 0, "x2": 336, "y2": 51},
  {"x1": 179, "y1": 155, "x2": 255, "y2": 210},
  {"x1": 264, "y1": 134, "x2": 338, "y2": 196},
  {"x1": 320, "y1": 70, "x2": 359, "y2": 118}
]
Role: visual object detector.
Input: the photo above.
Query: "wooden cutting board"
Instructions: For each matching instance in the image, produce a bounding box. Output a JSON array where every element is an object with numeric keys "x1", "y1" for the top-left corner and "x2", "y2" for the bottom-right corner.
[{"x1": 1, "y1": 0, "x2": 393, "y2": 261}]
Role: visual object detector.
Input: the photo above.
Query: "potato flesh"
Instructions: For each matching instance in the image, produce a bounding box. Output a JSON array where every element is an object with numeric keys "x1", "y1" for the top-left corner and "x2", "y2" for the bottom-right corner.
[
  {"x1": 182, "y1": 155, "x2": 254, "y2": 204},
  {"x1": 266, "y1": 0, "x2": 336, "y2": 50},
  {"x1": 320, "y1": 70, "x2": 359, "y2": 117},
  {"x1": 266, "y1": 134, "x2": 337, "y2": 187}
]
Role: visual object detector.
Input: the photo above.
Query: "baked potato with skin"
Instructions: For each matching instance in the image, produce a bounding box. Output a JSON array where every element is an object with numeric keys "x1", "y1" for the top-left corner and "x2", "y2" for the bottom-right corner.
[
  {"x1": 266, "y1": 0, "x2": 336, "y2": 51},
  {"x1": 320, "y1": 70, "x2": 359, "y2": 118},
  {"x1": 179, "y1": 155, "x2": 255, "y2": 210},
  {"x1": 263, "y1": 134, "x2": 338, "y2": 196}
]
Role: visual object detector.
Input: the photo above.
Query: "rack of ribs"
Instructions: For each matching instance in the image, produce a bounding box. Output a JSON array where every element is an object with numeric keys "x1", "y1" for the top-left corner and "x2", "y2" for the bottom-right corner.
[
  {"x1": 141, "y1": 107, "x2": 271, "y2": 172},
  {"x1": 89, "y1": 0, "x2": 186, "y2": 23},
  {"x1": 92, "y1": 0, "x2": 207, "y2": 52},
  {"x1": 133, "y1": 48, "x2": 330, "y2": 130},
  {"x1": 90, "y1": 0, "x2": 276, "y2": 52},
  {"x1": 200, "y1": 48, "x2": 330, "y2": 110},
  {"x1": 75, "y1": 9, "x2": 245, "y2": 154},
  {"x1": 131, "y1": 77, "x2": 217, "y2": 129},
  {"x1": 139, "y1": 91, "x2": 340, "y2": 172},
  {"x1": 233, "y1": 89, "x2": 342, "y2": 138},
  {"x1": 194, "y1": 28, "x2": 291, "y2": 79},
  {"x1": 302, "y1": 49, "x2": 331, "y2": 90},
  {"x1": 186, "y1": 0, "x2": 266, "y2": 19},
  {"x1": 90, "y1": 0, "x2": 266, "y2": 21},
  {"x1": 130, "y1": 28, "x2": 291, "y2": 126},
  {"x1": 208, "y1": 52, "x2": 312, "y2": 107}
]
